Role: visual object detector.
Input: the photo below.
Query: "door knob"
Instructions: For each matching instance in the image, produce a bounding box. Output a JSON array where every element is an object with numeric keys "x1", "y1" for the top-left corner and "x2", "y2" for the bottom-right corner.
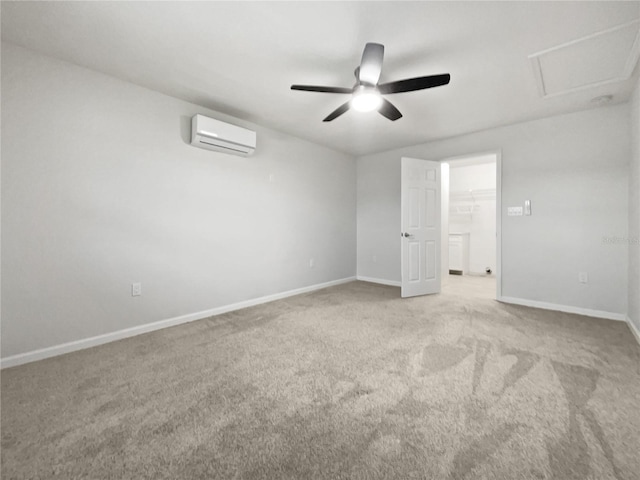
[{"x1": 403, "y1": 232, "x2": 413, "y2": 238}]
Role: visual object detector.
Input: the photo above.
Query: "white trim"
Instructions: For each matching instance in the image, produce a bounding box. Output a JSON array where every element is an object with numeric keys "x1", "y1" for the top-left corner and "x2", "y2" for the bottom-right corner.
[
  {"x1": 444, "y1": 153, "x2": 497, "y2": 168},
  {"x1": 627, "y1": 316, "x2": 640, "y2": 345},
  {"x1": 498, "y1": 296, "x2": 626, "y2": 321},
  {"x1": 0, "y1": 276, "x2": 356, "y2": 369},
  {"x1": 356, "y1": 276, "x2": 401, "y2": 287}
]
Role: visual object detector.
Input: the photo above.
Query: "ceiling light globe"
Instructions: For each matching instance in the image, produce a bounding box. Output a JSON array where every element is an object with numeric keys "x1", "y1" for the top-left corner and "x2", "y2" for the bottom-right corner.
[{"x1": 351, "y1": 91, "x2": 382, "y2": 112}]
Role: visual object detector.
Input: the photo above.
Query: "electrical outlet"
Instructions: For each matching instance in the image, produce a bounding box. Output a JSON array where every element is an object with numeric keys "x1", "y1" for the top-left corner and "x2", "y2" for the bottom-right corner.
[
  {"x1": 578, "y1": 272, "x2": 588, "y2": 284},
  {"x1": 132, "y1": 283, "x2": 142, "y2": 296},
  {"x1": 309, "y1": 258, "x2": 315, "y2": 268}
]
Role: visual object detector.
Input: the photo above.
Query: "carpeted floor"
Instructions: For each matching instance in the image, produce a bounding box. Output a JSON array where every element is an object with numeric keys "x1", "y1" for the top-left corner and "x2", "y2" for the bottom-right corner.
[{"x1": 2, "y1": 276, "x2": 639, "y2": 479}]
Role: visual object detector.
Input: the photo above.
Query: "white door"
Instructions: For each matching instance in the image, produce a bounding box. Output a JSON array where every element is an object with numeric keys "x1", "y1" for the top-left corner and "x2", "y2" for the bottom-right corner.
[{"x1": 401, "y1": 157, "x2": 441, "y2": 298}]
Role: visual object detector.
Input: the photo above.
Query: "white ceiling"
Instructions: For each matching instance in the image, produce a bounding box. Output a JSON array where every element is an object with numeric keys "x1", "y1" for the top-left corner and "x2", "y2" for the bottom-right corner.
[{"x1": 2, "y1": 1, "x2": 639, "y2": 156}]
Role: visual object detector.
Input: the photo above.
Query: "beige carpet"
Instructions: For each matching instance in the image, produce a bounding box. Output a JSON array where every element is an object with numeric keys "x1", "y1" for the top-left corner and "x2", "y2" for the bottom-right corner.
[{"x1": 2, "y1": 277, "x2": 639, "y2": 479}]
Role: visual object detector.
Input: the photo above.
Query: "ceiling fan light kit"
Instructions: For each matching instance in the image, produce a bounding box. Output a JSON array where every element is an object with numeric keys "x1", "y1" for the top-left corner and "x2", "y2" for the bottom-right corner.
[
  {"x1": 351, "y1": 86, "x2": 382, "y2": 112},
  {"x1": 291, "y1": 42, "x2": 451, "y2": 122}
]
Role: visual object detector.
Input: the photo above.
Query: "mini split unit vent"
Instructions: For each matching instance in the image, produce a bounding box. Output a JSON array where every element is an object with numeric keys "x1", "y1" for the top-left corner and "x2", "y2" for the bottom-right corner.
[{"x1": 191, "y1": 114, "x2": 256, "y2": 156}]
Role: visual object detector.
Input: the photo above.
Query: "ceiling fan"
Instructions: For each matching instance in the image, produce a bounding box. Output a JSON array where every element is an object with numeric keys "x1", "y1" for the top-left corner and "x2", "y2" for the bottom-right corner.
[{"x1": 291, "y1": 43, "x2": 451, "y2": 122}]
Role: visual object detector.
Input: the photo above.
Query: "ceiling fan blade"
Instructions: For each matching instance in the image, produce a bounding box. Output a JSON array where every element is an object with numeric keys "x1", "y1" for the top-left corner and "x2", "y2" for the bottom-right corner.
[
  {"x1": 323, "y1": 101, "x2": 351, "y2": 122},
  {"x1": 358, "y1": 43, "x2": 384, "y2": 86},
  {"x1": 378, "y1": 74, "x2": 450, "y2": 95},
  {"x1": 291, "y1": 85, "x2": 353, "y2": 94},
  {"x1": 378, "y1": 98, "x2": 402, "y2": 121}
]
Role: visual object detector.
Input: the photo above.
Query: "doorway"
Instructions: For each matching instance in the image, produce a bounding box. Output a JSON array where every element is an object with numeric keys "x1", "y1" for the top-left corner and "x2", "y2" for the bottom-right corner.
[{"x1": 441, "y1": 152, "x2": 500, "y2": 299}]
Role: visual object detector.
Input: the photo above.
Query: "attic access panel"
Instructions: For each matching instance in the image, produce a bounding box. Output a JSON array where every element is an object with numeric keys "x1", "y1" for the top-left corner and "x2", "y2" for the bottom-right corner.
[{"x1": 530, "y1": 20, "x2": 640, "y2": 98}]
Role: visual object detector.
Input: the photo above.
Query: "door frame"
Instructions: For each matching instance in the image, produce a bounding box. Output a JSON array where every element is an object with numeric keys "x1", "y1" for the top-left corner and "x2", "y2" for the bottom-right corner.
[{"x1": 440, "y1": 150, "x2": 502, "y2": 299}]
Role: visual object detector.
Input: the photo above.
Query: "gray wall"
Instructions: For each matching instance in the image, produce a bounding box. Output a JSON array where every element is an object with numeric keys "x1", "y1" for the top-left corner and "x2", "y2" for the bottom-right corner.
[
  {"x1": 630, "y1": 77, "x2": 640, "y2": 332},
  {"x1": 1, "y1": 43, "x2": 357, "y2": 358},
  {"x1": 356, "y1": 153, "x2": 402, "y2": 284},
  {"x1": 357, "y1": 104, "x2": 630, "y2": 316}
]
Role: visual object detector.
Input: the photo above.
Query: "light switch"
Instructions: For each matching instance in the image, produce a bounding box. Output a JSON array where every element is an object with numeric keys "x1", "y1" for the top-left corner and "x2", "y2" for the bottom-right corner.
[
  {"x1": 507, "y1": 206, "x2": 523, "y2": 216},
  {"x1": 524, "y1": 200, "x2": 531, "y2": 216}
]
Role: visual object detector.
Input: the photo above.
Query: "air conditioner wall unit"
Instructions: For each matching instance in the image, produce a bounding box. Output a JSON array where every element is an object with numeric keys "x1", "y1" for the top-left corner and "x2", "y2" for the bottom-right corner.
[{"x1": 190, "y1": 114, "x2": 256, "y2": 156}]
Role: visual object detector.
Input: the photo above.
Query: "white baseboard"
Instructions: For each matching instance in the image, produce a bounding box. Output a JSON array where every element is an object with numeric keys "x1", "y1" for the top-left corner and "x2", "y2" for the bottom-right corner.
[
  {"x1": 1, "y1": 276, "x2": 356, "y2": 369},
  {"x1": 627, "y1": 316, "x2": 640, "y2": 345},
  {"x1": 356, "y1": 276, "x2": 401, "y2": 287},
  {"x1": 498, "y1": 296, "x2": 627, "y2": 322}
]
